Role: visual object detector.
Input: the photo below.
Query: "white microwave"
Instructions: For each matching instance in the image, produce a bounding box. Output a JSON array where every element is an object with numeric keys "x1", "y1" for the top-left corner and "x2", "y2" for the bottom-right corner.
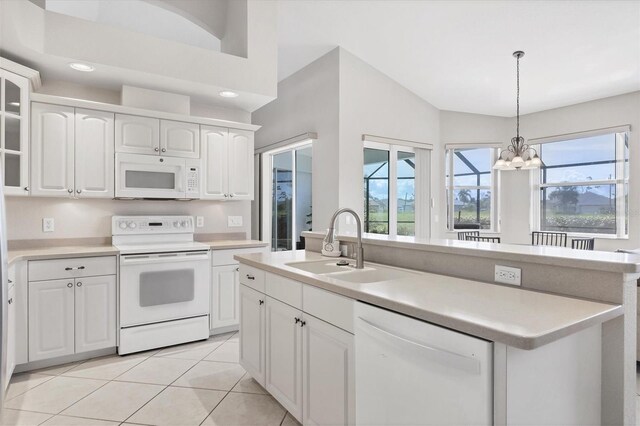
[{"x1": 115, "y1": 153, "x2": 200, "y2": 199}]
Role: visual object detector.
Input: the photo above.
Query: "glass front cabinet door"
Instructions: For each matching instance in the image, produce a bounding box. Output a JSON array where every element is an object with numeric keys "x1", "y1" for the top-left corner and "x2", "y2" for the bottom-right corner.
[{"x1": 0, "y1": 70, "x2": 29, "y2": 196}]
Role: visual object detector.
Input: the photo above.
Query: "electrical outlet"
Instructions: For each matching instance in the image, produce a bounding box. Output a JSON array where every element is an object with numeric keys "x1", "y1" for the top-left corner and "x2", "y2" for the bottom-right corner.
[
  {"x1": 42, "y1": 217, "x2": 55, "y2": 233},
  {"x1": 495, "y1": 265, "x2": 521, "y2": 286},
  {"x1": 196, "y1": 216, "x2": 204, "y2": 228},
  {"x1": 228, "y1": 216, "x2": 243, "y2": 227}
]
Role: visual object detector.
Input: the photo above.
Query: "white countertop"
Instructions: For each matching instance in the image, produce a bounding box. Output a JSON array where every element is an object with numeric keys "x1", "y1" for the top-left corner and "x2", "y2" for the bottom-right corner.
[{"x1": 235, "y1": 250, "x2": 623, "y2": 350}]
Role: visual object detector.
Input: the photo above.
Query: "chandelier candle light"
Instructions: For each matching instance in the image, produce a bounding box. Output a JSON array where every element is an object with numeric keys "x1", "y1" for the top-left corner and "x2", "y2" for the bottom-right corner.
[{"x1": 493, "y1": 51, "x2": 543, "y2": 171}]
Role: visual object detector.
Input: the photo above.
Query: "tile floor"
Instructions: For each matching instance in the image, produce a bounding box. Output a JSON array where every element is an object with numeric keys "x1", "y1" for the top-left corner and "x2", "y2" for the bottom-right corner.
[{"x1": 1, "y1": 332, "x2": 300, "y2": 426}]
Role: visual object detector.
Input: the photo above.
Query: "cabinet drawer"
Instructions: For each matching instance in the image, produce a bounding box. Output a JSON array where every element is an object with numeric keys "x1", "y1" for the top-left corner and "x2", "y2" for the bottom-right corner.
[
  {"x1": 303, "y1": 285, "x2": 354, "y2": 333},
  {"x1": 266, "y1": 273, "x2": 302, "y2": 309},
  {"x1": 239, "y1": 264, "x2": 265, "y2": 293},
  {"x1": 212, "y1": 247, "x2": 267, "y2": 267},
  {"x1": 29, "y1": 256, "x2": 116, "y2": 281}
]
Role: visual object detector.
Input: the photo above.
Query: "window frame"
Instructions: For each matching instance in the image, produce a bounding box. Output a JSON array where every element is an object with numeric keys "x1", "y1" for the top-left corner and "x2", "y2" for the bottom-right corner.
[
  {"x1": 445, "y1": 144, "x2": 501, "y2": 233},
  {"x1": 363, "y1": 140, "x2": 431, "y2": 238},
  {"x1": 530, "y1": 127, "x2": 630, "y2": 239}
]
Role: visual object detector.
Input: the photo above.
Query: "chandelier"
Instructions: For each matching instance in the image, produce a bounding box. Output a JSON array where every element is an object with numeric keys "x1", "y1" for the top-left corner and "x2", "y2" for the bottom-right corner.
[{"x1": 493, "y1": 51, "x2": 542, "y2": 171}]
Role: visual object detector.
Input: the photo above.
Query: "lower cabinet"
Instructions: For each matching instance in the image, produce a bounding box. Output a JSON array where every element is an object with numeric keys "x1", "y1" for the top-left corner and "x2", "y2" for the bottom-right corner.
[
  {"x1": 210, "y1": 264, "x2": 240, "y2": 331},
  {"x1": 29, "y1": 275, "x2": 116, "y2": 362},
  {"x1": 239, "y1": 284, "x2": 266, "y2": 386},
  {"x1": 240, "y1": 277, "x2": 355, "y2": 425}
]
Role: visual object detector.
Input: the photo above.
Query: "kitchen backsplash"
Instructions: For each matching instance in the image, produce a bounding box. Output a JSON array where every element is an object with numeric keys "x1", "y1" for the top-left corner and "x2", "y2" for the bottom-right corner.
[{"x1": 6, "y1": 197, "x2": 251, "y2": 241}]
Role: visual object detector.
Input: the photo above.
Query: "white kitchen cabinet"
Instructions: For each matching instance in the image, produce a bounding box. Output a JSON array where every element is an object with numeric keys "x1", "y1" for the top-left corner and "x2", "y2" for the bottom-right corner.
[
  {"x1": 265, "y1": 296, "x2": 303, "y2": 421},
  {"x1": 75, "y1": 109, "x2": 114, "y2": 198},
  {"x1": 239, "y1": 284, "x2": 266, "y2": 386},
  {"x1": 0, "y1": 69, "x2": 29, "y2": 196},
  {"x1": 161, "y1": 120, "x2": 200, "y2": 158},
  {"x1": 115, "y1": 114, "x2": 160, "y2": 155},
  {"x1": 6, "y1": 285, "x2": 16, "y2": 386},
  {"x1": 29, "y1": 279, "x2": 75, "y2": 361},
  {"x1": 74, "y1": 275, "x2": 116, "y2": 353},
  {"x1": 302, "y1": 314, "x2": 355, "y2": 426},
  {"x1": 30, "y1": 103, "x2": 75, "y2": 197},
  {"x1": 227, "y1": 129, "x2": 254, "y2": 200},
  {"x1": 211, "y1": 264, "x2": 239, "y2": 331},
  {"x1": 201, "y1": 126, "x2": 228, "y2": 199},
  {"x1": 201, "y1": 125, "x2": 254, "y2": 200}
]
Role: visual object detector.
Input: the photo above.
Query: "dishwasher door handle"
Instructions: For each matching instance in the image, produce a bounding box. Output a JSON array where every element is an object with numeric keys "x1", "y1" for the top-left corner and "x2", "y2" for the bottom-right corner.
[{"x1": 357, "y1": 317, "x2": 481, "y2": 374}]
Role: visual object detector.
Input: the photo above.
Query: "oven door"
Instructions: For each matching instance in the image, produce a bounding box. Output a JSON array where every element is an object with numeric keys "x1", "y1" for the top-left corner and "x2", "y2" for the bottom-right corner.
[
  {"x1": 119, "y1": 250, "x2": 210, "y2": 327},
  {"x1": 115, "y1": 153, "x2": 186, "y2": 199}
]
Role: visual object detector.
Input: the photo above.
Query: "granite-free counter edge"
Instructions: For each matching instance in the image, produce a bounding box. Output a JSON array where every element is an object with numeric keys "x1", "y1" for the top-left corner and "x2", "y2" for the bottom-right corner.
[{"x1": 235, "y1": 251, "x2": 623, "y2": 350}]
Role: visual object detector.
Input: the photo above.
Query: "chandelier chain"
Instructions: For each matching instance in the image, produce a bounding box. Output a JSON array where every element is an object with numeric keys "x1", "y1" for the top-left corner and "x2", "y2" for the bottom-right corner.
[{"x1": 516, "y1": 53, "x2": 520, "y2": 141}]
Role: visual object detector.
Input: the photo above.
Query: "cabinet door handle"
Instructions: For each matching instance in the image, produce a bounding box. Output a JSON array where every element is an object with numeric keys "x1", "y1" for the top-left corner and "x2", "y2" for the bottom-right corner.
[
  {"x1": 23, "y1": 186, "x2": 29, "y2": 192},
  {"x1": 65, "y1": 266, "x2": 85, "y2": 271},
  {"x1": 259, "y1": 299, "x2": 264, "y2": 305},
  {"x1": 8, "y1": 298, "x2": 13, "y2": 305},
  {"x1": 76, "y1": 282, "x2": 82, "y2": 287},
  {"x1": 235, "y1": 267, "x2": 239, "y2": 272},
  {"x1": 67, "y1": 282, "x2": 73, "y2": 288},
  {"x1": 246, "y1": 274, "x2": 255, "y2": 280},
  {"x1": 224, "y1": 194, "x2": 229, "y2": 198},
  {"x1": 76, "y1": 189, "x2": 82, "y2": 194},
  {"x1": 8, "y1": 279, "x2": 12, "y2": 284},
  {"x1": 67, "y1": 188, "x2": 73, "y2": 193},
  {"x1": 299, "y1": 320, "x2": 306, "y2": 327},
  {"x1": 294, "y1": 317, "x2": 300, "y2": 324},
  {"x1": 154, "y1": 147, "x2": 159, "y2": 152},
  {"x1": 161, "y1": 148, "x2": 166, "y2": 152}
]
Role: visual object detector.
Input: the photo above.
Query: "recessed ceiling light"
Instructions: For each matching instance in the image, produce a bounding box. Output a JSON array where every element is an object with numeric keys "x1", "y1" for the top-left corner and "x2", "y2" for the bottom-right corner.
[
  {"x1": 69, "y1": 62, "x2": 95, "y2": 72},
  {"x1": 219, "y1": 90, "x2": 239, "y2": 98}
]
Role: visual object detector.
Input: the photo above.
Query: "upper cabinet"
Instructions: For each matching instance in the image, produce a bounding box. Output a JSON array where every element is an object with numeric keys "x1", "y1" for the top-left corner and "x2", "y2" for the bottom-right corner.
[
  {"x1": 75, "y1": 109, "x2": 115, "y2": 198},
  {"x1": 201, "y1": 125, "x2": 254, "y2": 200},
  {"x1": 31, "y1": 103, "x2": 114, "y2": 198},
  {"x1": 116, "y1": 114, "x2": 200, "y2": 158},
  {"x1": 0, "y1": 70, "x2": 30, "y2": 195},
  {"x1": 161, "y1": 120, "x2": 200, "y2": 158}
]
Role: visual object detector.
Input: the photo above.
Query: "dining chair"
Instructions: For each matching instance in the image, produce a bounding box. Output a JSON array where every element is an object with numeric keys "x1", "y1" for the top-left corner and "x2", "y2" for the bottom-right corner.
[
  {"x1": 571, "y1": 237, "x2": 595, "y2": 251},
  {"x1": 531, "y1": 231, "x2": 568, "y2": 247},
  {"x1": 465, "y1": 235, "x2": 501, "y2": 243},
  {"x1": 458, "y1": 230, "x2": 480, "y2": 241}
]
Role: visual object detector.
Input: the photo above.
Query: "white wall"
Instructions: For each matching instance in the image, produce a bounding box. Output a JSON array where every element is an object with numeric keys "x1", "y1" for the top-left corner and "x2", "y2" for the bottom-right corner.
[
  {"x1": 338, "y1": 49, "x2": 440, "y2": 234},
  {"x1": 252, "y1": 48, "x2": 340, "y2": 232},
  {"x1": 6, "y1": 197, "x2": 251, "y2": 241},
  {"x1": 439, "y1": 92, "x2": 640, "y2": 251}
]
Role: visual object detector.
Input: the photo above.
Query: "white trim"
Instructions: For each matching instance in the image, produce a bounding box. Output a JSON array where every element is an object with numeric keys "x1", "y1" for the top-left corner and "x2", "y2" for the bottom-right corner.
[
  {"x1": 255, "y1": 132, "x2": 317, "y2": 154},
  {"x1": 0, "y1": 57, "x2": 41, "y2": 90},
  {"x1": 528, "y1": 125, "x2": 631, "y2": 145},
  {"x1": 445, "y1": 142, "x2": 503, "y2": 150},
  {"x1": 363, "y1": 134, "x2": 433, "y2": 150},
  {"x1": 30, "y1": 92, "x2": 259, "y2": 132}
]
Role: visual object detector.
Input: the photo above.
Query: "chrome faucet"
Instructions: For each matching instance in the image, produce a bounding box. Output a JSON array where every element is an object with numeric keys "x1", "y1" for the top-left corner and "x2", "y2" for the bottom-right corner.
[{"x1": 325, "y1": 208, "x2": 364, "y2": 269}]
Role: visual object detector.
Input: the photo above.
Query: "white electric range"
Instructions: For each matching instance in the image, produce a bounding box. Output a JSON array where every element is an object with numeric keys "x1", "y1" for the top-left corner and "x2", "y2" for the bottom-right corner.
[{"x1": 112, "y1": 215, "x2": 210, "y2": 355}]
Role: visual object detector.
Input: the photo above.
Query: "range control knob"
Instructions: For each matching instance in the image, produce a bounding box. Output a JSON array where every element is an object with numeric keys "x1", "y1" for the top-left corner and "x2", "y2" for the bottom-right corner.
[
  {"x1": 128, "y1": 222, "x2": 137, "y2": 229},
  {"x1": 119, "y1": 222, "x2": 128, "y2": 230},
  {"x1": 174, "y1": 221, "x2": 181, "y2": 228},
  {"x1": 181, "y1": 220, "x2": 188, "y2": 228}
]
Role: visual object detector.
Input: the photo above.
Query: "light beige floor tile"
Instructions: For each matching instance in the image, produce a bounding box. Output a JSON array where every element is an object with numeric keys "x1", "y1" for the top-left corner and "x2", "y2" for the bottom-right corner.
[
  {"x1": 154, "y1": 340, "x2": 222, "y2": 361},
  {"x1": 61, "y1": 354, "x2": 147, "y2": 381},
  {"x1": 204, "y1": 342, "x2": 239, "y2": 363},
  {"x1": 40, "y1": 415, "x2": 119, "y2": 426},
  {"x1": 173, "y1": 360, "x2": 245, "y2": 391},
  {"x1": 61, "y1": 381, "x2": 163, "y2": 422},
  {"x1": 210, "y1": 332, "x2": 235, "y2": 342},
  {"x1": 231, "y1": 374, "x2": 267, "y2": 395},
  {"x1": 127, "y1": 386, "x2": 226, "y2": 426},
  {"x1": 115, "y1": 357, "x2": 197, "y2": 385},
  {"x1": 5, "y1": 377, "x2": 106, "y2": 414},
  {"x1": 6, "y1": 374, "x2": 54, "y2": 400},
  {"x1": 281, "y1": 412, "x2": 301, "y2": 426},
  {"x1": 226, "y1": 333, "x2": 239, "y2": 343},
  {"x1": 202, "y1": 392, "x2": 285, "y2": 426},
  {"x1": 0, "y1": 409, "x2": 52, "y2": 426},
  {"x1": 31, "y1": 362, "x2": 83, "y2": 377}
]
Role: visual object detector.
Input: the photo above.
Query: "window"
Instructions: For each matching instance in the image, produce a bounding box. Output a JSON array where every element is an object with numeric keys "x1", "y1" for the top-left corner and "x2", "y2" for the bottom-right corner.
[
  {"x1": 363, "y1": 141, "x2": 429, "y2": 237},
  {"x1": 533, "y1": 129, "x2": 629, "y2": 237},
  {"x1": 445, "y1": 146, "x2": 499, "y2": 231},
  {"x1": 262, "y1": 143, "x2": 313, "y2": 251}
]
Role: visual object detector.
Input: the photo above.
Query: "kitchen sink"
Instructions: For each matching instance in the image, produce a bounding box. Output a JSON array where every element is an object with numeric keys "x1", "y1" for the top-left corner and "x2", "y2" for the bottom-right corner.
[{"x1": 285, "y1": 259, "x2": 417, "y2": 283}]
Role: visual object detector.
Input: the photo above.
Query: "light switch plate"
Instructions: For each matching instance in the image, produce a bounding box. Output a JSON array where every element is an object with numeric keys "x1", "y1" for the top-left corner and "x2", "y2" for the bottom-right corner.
[
  {"x1": 196, "y1": 216, "x2": 204, "y2": 228},
  {"x1": 228, "y1": 216, "x2": 243, "y2": 227},
  {"x1": 495, "y1": 265, "x2": 521, "y2": 286},
  {"x1": 42, "y1": 217, "x2": 55, "y2": 233}
]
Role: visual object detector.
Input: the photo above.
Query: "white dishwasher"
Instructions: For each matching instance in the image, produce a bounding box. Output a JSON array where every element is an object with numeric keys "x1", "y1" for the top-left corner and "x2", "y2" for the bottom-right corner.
[{"x1": 355, "y1": 302, "x2": 493, "y2": 425}]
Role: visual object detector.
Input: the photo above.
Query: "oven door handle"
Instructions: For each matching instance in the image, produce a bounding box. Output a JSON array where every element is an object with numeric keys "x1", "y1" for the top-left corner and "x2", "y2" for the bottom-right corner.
[{"x1": 120, "y1": 251, "x2": 209, "y2": 265}]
